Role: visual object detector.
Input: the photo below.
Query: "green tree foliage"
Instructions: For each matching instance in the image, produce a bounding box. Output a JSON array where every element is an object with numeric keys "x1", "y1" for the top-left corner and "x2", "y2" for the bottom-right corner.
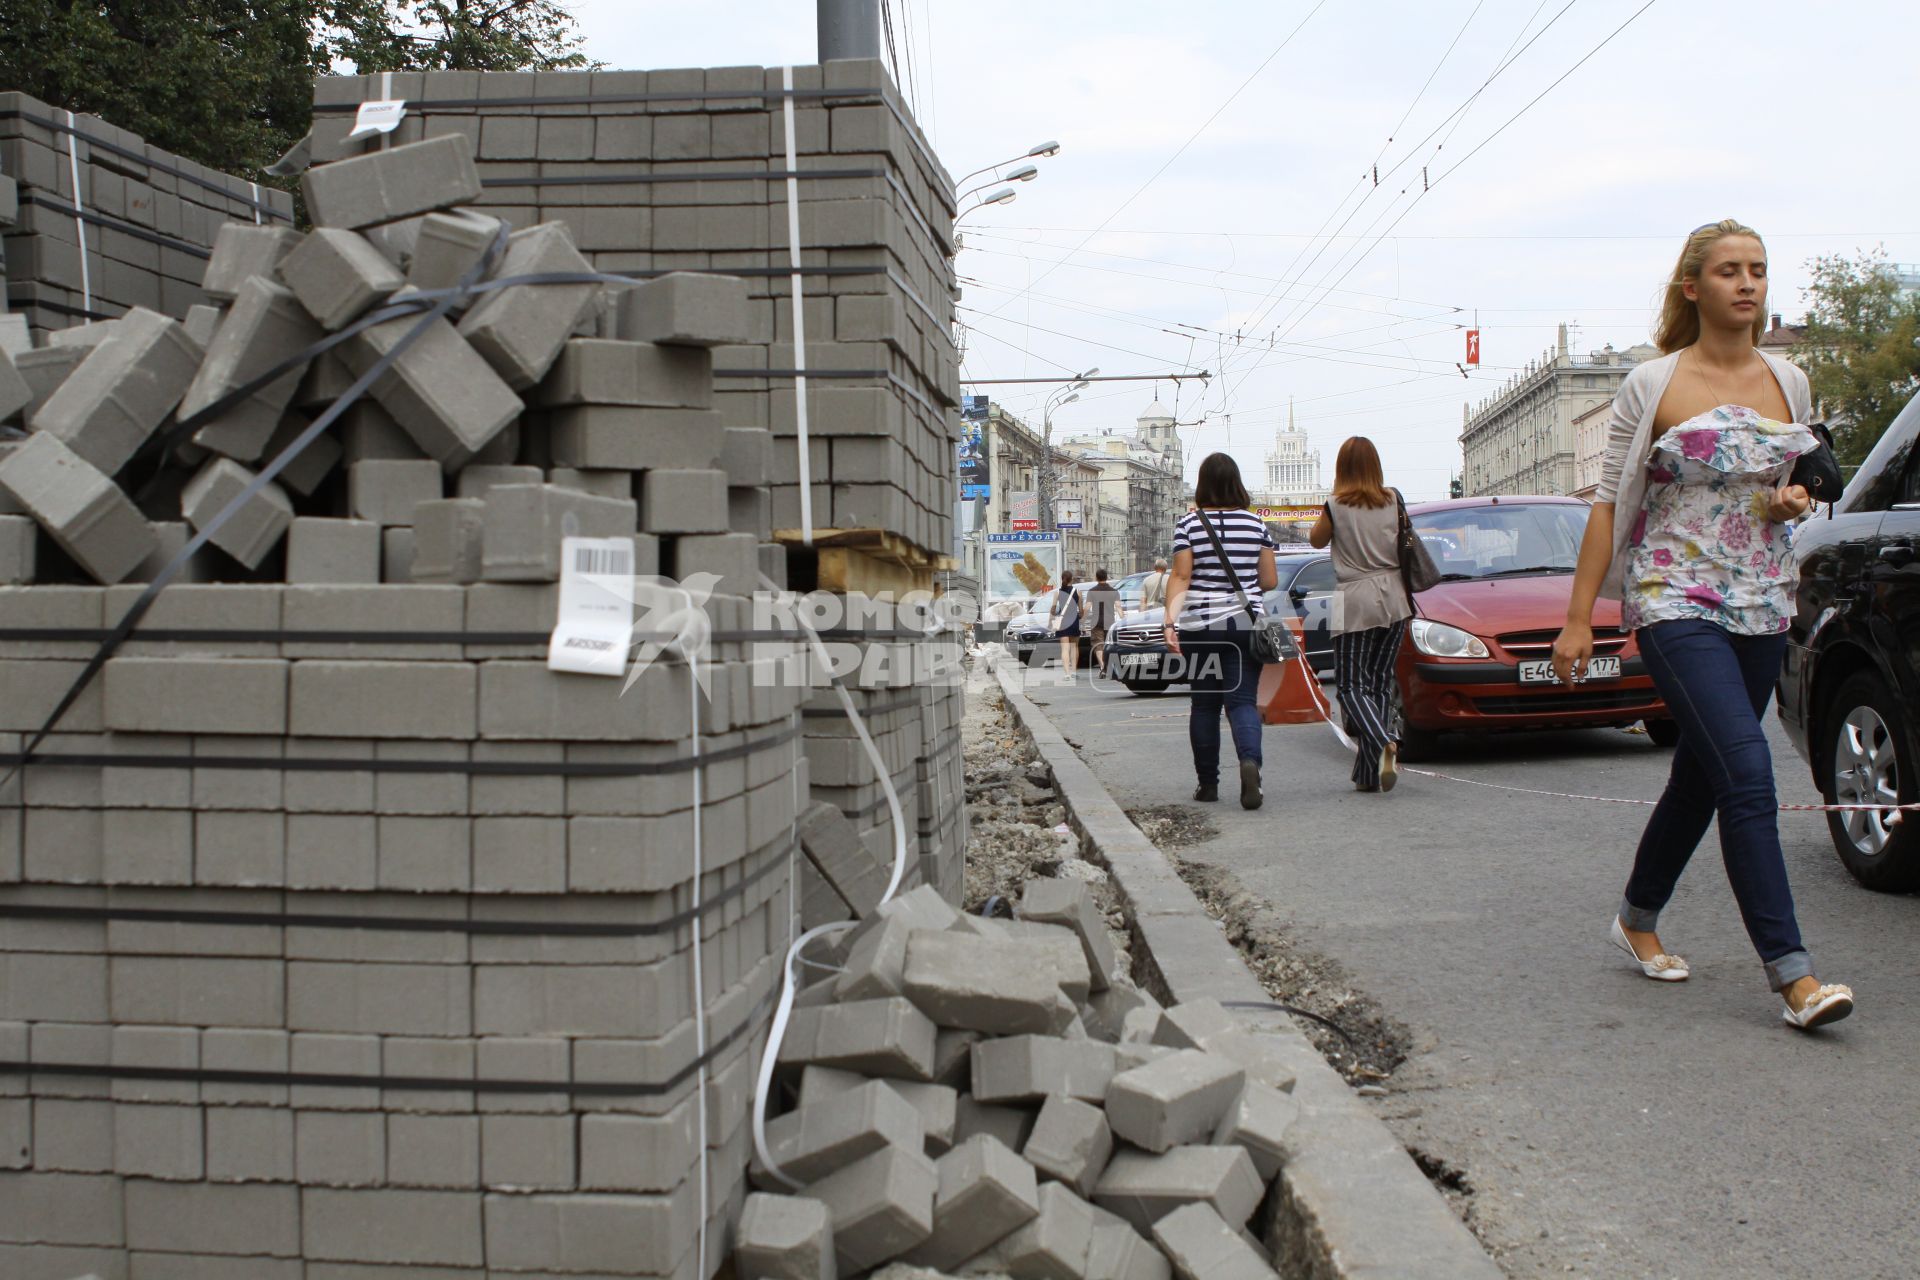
[
  {"x1": 0, "y1": 1, "x2": 591, "y2": 184},
  {"x1": 0, "y1": 1, "x2": 338, "y2": 180},
  {"x1": 1797, "y1": 249, "x2": 1920, "y2": 466},
  {"x1": 330, "y1": 0, "x2": 593, "y2": 73}
]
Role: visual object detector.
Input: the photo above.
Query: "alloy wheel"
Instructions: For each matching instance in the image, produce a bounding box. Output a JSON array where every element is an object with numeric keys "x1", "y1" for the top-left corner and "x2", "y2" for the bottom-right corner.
[{"x1": 1834, "y1": 704, "x2": 1900, "y2": 856}]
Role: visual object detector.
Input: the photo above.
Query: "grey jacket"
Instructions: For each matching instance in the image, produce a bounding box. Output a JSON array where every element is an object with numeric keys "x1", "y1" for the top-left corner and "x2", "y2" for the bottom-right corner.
[{"x1": 1595, "y1": 348, "x2": 1812, "y2": 602}]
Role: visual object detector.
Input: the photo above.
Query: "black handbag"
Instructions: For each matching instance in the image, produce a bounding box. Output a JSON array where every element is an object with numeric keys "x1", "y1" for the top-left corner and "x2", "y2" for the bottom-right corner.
[
  {"x1": 1395, "y1": 490, "x2": 1443, "y2": 595},
  {"x1": 1791, "y1": 422, "x2": 1845, "y2": 508},
  {"x1": 1192, "y1": 506, "x2": 1293, "y2": 665}
]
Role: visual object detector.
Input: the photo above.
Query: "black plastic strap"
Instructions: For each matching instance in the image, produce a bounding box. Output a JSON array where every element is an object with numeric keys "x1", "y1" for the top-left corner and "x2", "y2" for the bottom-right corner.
[
  {"x1": 483, "y1": 167, "x2": 884, "y2": 188},
  {"x1": 0, "y1": 836, "x2": 791, "y2": 937},
  {"x1": 307, "y1": 86, "x2": 888, "y2": 113},
  {"x1": 18, "y1": 190, "x2": 215, "y2": 259},
  {"x1": 0, "y1": 722, "x2": 801, "y2": 778},
  {"x1": 0, "y1": 626, "x2": 945, "y2": 645},
  {"x1": 0, "y1": 978, "x2": 780, "y2": 1097},
  {"x1": 1, "y1": 295, "x2": 120, "y2": 323}
]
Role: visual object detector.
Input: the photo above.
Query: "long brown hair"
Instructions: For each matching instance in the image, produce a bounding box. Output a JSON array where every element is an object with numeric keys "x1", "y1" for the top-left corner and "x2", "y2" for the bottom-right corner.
[
  {"x1": 1332, "y1": 436, "x2": 1391, "y2": 509},
  {"x1": 1193, "y1": 452, "x2": 1251, "y2": 509},
  {"x1": 1654, "y1": 218, "x2": 1768, "y2": 354}
]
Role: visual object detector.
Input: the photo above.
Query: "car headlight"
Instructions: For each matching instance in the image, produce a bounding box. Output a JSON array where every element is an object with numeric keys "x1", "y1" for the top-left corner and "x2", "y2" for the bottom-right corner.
[{"x1": 1410, "y1": 619, "x2": 1490, "y2": 659}]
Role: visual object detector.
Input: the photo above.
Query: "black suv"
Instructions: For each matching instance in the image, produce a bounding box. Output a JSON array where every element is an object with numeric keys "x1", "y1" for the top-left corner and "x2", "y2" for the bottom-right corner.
[{"x1": 1780, "y1": 394, "x2": 1920, "y2": 890}]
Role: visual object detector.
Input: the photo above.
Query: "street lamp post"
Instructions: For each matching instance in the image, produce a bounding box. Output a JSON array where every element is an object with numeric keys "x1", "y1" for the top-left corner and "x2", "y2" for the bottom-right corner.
[
  {"x1": 1038, "y1": 368, "x2": 1098, "y2": 538},
  {"x1": 954, "y1": 186, "x2": 1017, "y2": 227},
  {"x1": 954, "y1": 141, "x2": 1061, "y2": 190}
]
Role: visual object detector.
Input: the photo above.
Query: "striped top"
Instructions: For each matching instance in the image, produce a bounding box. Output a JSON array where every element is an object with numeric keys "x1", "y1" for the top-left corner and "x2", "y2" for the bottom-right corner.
[{"x1": 1172, "y1": 507, "x2": 1277, "y2": 629}]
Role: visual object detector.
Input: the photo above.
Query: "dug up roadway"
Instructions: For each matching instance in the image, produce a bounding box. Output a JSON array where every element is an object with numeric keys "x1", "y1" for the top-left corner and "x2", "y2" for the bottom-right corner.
[{"x1": 1016, "y1": 667, "x2": 1919, "y2": 1280}]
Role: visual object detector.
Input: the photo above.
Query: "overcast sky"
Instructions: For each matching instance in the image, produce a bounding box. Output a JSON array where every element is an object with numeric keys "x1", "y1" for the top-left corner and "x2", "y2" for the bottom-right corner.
[{"x1": 580, "y1": 0, "x2": 1920, "y2": 499}]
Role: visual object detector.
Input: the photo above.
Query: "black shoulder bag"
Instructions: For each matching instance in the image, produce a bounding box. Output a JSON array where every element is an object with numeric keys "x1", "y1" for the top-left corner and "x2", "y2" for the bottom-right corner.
[
  {"x1": 1192, "y1": 507, "x2": 1294, "y2": 665},
  {"x1": 1791, "y1": 422, "x2": 1844, "y2": 513}
]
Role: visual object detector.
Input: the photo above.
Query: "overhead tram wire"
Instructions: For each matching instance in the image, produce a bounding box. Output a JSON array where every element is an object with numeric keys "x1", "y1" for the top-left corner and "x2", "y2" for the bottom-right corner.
[
  {"x1": 1230, "y1": 0, "x2": 1570, "y2": 378},
  {"x1": 977, "y1": 0, "x2": 1332, "y2": 322},
  {"x1": 1258, "y1": 0, "x2": 1663, "y2": 362},
  {"x1": 1215, "y1": 0, "x2": 1565, "y2": 400}
]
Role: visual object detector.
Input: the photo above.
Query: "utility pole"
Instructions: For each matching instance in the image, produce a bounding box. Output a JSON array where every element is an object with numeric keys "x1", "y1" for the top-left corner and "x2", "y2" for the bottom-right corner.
[
  {"x1": 817, "y1": 0, "x2": 881, "y2": 61},
  {"x1": 1039, "y1": 369, "x2": 1097, "y2": 536}
]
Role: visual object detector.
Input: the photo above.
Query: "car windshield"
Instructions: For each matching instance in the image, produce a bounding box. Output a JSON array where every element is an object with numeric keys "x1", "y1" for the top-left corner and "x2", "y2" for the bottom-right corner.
[{"x1": 1410, "y1": 503, "x2": 1587, "y2": 580}]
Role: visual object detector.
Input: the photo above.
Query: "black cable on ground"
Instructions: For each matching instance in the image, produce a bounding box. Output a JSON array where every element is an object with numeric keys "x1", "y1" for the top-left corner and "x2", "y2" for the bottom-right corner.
[{"x1": 1221, "y1": 998, "x2": 1360, "y2": 1050}]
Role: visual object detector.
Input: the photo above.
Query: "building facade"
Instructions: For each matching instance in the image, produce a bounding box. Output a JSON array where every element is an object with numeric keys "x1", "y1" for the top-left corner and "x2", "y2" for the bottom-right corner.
[
  {"x1": 1570, "y1": 399, "x2": 1612, "y2": 501},
  {"x1": 1059, "y1": 399, "x2": 1189, "y2": 573},
  {"x1": 1460, "y1": 325, "x2": 1659, "y2": 497},
  {"x1": 1253, "y1": 403, "x2": 1331, "y2": 507}
]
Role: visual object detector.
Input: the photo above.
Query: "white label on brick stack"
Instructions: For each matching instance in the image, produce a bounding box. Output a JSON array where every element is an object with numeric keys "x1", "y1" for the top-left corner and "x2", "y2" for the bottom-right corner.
[
  {"x1": 547, "y1": 535, "x2": 634, "y2": 676},
  {"x1": 347, "y1": 98, "x2": 408, "y2": 139}
]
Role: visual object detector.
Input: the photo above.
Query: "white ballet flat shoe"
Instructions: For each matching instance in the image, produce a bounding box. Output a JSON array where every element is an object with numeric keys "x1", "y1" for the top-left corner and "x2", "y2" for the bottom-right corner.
[
  {"x1": 1611, "y1": 916, "x2": 1689, "y2": 982},
  {"x1": 1782, "y1": 983, "x2": 1854, "y2": 1031}
]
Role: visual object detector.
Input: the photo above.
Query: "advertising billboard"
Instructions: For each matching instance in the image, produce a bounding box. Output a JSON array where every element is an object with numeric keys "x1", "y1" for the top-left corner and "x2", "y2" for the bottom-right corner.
[
  {"x1": 959, "y1": 396, "x2": 990, "y2": 501},
  {"x1": 1252, "y1": 504, "x2": 1324, "y2": 545},
  {"x1": 985, "y1": 532, "x2": 1062, "y2": 606},
  {"x1": 1009, "y1": 490, "x2": 1039, "y2": 531}
]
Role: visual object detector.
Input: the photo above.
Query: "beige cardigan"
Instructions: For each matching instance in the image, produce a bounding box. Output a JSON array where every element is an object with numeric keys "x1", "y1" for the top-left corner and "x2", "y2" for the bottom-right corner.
[{"x1": 1594, "y1": 348, "x2": 1812, "y2": 602}]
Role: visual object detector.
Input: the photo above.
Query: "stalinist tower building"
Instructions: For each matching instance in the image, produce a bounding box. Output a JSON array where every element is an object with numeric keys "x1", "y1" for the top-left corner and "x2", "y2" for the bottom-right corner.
[{"x1": 1260, "y1": 400, "x2": 1329, "y2": 505}]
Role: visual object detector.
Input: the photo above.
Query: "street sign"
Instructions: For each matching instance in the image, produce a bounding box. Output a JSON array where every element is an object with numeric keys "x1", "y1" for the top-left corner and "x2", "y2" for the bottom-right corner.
[
  {"x1": 1009, "y1": 490, "x2": 1039, "y2": 531},
  {"x1": 1465, "y1": 328, "x2": 1481, "y2": 366},
  {"x1": 1054, "y1": 497, "x2": 1084, "y2": 530}
]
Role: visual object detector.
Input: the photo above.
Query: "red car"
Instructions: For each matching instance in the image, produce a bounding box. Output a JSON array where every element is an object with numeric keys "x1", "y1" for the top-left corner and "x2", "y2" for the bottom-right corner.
[{"x1": 1391, "y1": 496, "x2": 1677, "y2": 758}]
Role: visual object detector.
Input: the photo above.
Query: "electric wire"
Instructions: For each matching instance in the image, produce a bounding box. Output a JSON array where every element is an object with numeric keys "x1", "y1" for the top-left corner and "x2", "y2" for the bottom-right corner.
[
  {"x1": 1258, "y1": 0, "x2": 1662, "y2": 364},
  {"x1": 979, "y1": 0, "x2": 1332, "y2": 320}
]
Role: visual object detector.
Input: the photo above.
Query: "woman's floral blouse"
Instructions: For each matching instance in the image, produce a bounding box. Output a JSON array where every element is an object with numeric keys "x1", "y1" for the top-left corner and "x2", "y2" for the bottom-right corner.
[{"x1": 1622, "y1": 405, "x2": 1818, "y2": 635}]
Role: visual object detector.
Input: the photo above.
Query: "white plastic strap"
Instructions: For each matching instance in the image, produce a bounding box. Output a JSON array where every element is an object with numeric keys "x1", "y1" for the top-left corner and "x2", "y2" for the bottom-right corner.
[
  {"x1": 780, "y1": 67, "x2": 815, "y2": 544},
  {"x1": 686, "y1": 648, "x2": 711, "y2": 1278},
  {"x1": 249, "y1": 182, "x2": 263, "y2": 225},
  {"x1": 63, "y1": 110, "x2": 92, "y2": 321},
  {"x1": 749, "y1": 574, "x2": 910, "y2": 1189},
  {"x1": 379, "y1": 72, "x2": 394, "y2": 150}
]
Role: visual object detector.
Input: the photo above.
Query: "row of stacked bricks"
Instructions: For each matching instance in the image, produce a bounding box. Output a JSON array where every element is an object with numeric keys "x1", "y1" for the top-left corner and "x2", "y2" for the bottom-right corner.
[
  {"x1": 0, "y1": 126, "x2": 822, "y2": 1277},
  {"x1": 0, "y1": 91, "x2": 296, "y2": 337},
  {"x1": 304, "y1": 65, "x2": 969, "y2": 911}
]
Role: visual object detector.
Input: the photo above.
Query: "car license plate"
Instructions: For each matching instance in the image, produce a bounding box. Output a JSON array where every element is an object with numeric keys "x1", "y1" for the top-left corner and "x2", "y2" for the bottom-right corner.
[
  {"x1": 1114, "y1": 654, "x2": 1152, "y2": 673},
  {"x1": 1518, "y1": 656, "x2": 1619, "y2": 684}
]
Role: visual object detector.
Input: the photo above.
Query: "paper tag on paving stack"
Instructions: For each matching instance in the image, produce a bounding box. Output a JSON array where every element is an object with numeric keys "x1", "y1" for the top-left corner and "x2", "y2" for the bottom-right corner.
[
  {"x1": 347, "y1": 99, "x2": 408, "y2": 140},
  {"x1": 548, "y1": 537, "x2": 635, "y2": 677}
]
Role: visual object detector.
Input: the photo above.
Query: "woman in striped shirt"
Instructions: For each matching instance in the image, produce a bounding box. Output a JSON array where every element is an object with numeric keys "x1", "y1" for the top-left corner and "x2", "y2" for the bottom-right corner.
[{"x1": 1165, "y1": 452, "x2": 1279, "y2": 809}]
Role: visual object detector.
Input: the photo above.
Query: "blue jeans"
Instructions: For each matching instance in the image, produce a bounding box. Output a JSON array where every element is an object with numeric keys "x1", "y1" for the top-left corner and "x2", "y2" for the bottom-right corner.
[
  {"x1": 1184, "y1": 625, "x2": 1263, "y2": 787},
  {"x1": 1623, "y1": 619, "x2": 1812, "y2": 991}
]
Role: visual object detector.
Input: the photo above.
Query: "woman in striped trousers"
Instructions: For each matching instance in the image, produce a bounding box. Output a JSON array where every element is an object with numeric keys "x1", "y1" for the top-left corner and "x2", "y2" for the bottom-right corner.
[{"x1": 1310, "y1": 438, "x2": 1414, "y2": 792}]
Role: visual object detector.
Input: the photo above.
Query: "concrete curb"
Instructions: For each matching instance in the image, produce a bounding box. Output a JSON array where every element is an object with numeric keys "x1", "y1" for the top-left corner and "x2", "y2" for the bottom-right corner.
[{"x1": 991, "y1": 658, "x2": 1502, "y2": 1280}]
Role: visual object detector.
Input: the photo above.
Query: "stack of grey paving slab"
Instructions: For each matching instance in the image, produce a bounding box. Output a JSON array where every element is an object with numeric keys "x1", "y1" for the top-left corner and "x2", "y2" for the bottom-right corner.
[
  {"x1": 0, "y1": 90, "x2": 295, "y2": 337},
  {"x1": 0, "y1": 131, "x2": 822, "y2": 1279},
  {"x1": 736, "y1": 879, "x2": 1301, "y2": 1280},
  {"x1": 306, "y1": 63, "x2": 969, "y2": 911}
]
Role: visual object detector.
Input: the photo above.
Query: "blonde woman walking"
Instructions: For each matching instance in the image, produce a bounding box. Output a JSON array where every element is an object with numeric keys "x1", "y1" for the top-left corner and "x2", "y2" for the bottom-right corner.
[
  {"x1": 1310, "y1": 437, "x2": 1413, "y2": 792},
  {"x1": 1552, "y1": 218, "x2": 1853, "y2": 1030}
]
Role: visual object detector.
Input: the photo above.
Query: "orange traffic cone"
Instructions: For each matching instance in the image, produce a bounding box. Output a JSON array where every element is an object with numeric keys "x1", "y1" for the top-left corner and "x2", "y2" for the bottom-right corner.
[{"x1": 1258, "y1": 617, "x2": 1331, "y2": 726}]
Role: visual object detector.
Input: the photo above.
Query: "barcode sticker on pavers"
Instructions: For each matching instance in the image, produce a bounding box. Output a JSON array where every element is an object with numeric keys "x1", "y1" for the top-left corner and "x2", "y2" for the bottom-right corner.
[
  {"x1": 347, "y1": 99, "x2": 408, "y2": 139},
  {"x1": 548, "y1": 536, "x2": 636, "y2": 678},
  {"x1": 573, "y1": 544, "x2": 632, "y2": 577}
]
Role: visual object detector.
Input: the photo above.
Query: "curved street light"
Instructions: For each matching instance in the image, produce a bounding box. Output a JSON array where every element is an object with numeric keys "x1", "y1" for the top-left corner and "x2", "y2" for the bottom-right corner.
[
  {"x1": 1040, "y1": 367, "x2": 1100, "y2": 533},
  {"x1": 954, "y1": 141, "x2": 1063, "y2": 189},
  {"x1": 954, "y1": 187, "x2": 1017, "y2": 226}
]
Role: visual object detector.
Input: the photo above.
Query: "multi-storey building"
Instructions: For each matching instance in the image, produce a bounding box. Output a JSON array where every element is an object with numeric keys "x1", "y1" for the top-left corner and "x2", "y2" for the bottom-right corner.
[
  {"x1": 1460, "y1": 325, "x2": 1658, "y2": 497},
  {"x1": 1253, "y1": 402, "x2": 1331, "y2": 507},
  {"x1": 1060, "y1": 398, "x2": 1189, "y2": 572}
]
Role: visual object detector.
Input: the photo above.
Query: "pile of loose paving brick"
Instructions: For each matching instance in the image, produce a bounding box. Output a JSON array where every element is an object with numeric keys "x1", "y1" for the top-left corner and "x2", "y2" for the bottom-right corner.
[
  {"x1": 0, "y1": 89, "x2": 297, "y2": 336},
  {"x1": 738, "y1": 877, "x2": 1302, "y2": 1280}
]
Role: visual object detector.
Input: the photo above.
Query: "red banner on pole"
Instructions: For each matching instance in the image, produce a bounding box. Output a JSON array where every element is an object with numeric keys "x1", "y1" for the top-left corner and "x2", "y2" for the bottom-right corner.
[{"x1": 1465, "y1": 329, "x2": 1481, "y2": 366}]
